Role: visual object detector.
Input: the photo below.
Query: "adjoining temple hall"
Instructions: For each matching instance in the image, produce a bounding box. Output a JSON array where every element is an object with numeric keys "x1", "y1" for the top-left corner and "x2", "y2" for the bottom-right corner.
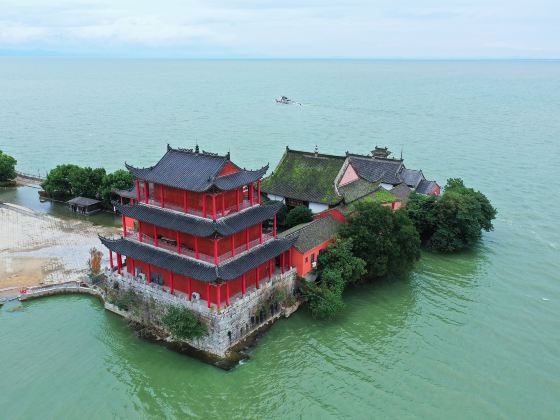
[{"x1": 97, "y1": 144, "x2": 439, "y2": 363}]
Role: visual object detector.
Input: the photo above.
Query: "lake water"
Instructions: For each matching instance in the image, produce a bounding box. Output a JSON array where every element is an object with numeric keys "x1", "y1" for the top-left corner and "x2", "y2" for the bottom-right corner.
[{"x1": 1, "y1": 58, "x2": 559, "y2": 418}]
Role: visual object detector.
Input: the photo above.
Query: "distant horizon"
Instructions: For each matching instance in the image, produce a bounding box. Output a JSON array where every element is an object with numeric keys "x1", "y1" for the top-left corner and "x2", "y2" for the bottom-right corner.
[
  {"x1": 1, "y1": 1, "x2": 557, "y2": 60},
  {"x1": 1, "y1": 54, "x2": 559, "y2": 61}
]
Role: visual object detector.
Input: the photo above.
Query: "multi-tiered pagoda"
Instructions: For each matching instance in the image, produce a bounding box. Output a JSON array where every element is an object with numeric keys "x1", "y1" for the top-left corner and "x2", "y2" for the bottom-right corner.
[{"x1": 100, "y1": 145, "x2": 295, "y2": 310}]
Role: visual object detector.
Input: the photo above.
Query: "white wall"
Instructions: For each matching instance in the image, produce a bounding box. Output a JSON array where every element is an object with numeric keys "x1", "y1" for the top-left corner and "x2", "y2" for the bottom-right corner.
[
  {"x1": 309, "y1": 202, "x2": 329, "y2": 214},
  {"x1": 267, "y1": 193, "x2": 285, "y2": 203}
]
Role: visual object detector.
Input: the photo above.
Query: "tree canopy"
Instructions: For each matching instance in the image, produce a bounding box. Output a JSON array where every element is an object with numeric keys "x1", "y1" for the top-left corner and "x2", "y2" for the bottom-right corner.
[
  {"x1": 339, "y1": 201, "x2": 421, "y2": 278},
  {"x1": 407, "y1": 178, "x2": 497, "y2": 253},
  {"x1": 286, "y1": 205, "x2": 313, "y2": 227},
  {"x1": 99, "y1": 169, "x2": 134, "y2": 206},
  {"x1": 41, "y1": 164, "x2": 81, "y2": 198},
  {"x1": 301, "y1": 238, "x2": 366, "y2": 319},
  {"x1": 0, "y1": 150, "x2": 17, "y2": 182},
  {"x1": 42, "y1": 164, "x2": 133, "y2": 206}
]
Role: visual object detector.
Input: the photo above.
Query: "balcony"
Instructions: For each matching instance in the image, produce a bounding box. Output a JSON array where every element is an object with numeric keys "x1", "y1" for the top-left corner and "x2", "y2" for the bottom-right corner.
[
  {"x1": 140, "y1": 197, "x2": 255, "y2": 220},
  {"x1": 125, "y1": 231, "x2": 274, "y2": 265}
]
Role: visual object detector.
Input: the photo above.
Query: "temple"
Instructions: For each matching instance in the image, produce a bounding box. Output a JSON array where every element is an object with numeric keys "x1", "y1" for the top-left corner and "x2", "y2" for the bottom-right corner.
[{"x1": 101, "y1": 145, "x2": 297, "y2": 319}]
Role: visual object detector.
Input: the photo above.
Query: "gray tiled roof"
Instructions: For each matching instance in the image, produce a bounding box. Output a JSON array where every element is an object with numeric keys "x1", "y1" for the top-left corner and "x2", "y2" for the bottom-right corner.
[
  {"x1": 390, "y1": 183, "x2": 413, "y2": 202},
  {"x1": 279, "y1": 215, "x2": 342, "y2": 253},
  {"x1": 67, "y1": 197, "x2": 101, "y2": 206},
  {"x1": 338, "y1": 178, "x2": 380, "y2": 204},
  {"x1": 416, "y1": 179, "x2": 438, "y2": 195},
  {"x1": 400, "y1": 168, "x2": 424, "y2": 188},
  {"x1": 349, "y1": 156, "x2": 404, "y2": 185},
  {"x1": 100, "y1": 235, "x2": 297, "y2": 282},
  {"x1": 126, "y1": 146, "x2": 267, "y2": 192},
  {"x1": 117, "y1": 201, "x2": 283, "y2": 238}
]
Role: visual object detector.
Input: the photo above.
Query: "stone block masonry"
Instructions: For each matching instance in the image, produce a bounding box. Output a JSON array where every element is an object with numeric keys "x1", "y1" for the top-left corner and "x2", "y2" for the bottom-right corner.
[{"x1": 105, "y1": 268, "x2": 298, "y2": 357}]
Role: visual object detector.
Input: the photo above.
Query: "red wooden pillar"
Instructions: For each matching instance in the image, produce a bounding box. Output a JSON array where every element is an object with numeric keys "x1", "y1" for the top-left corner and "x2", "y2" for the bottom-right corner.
[
  {"x1": 281, "y1": 252, "x2": 285, "y2": 274},
  {"x1": 138, "y1": 222, "x2": 143, "y2": 243},
  {"x1": 257, "y1": 180, "x2": 261, "y2": 204},
  {"x1": 169, "y1": 272, "x2": 174, "y2": 294},
  {"x1": 259, "y1": 224, "x2": 263, "y2": 244},
  {"x1": 136, "y1": 179, "x2": 141, "y2": 202},
  {"x1": 273, "y1": 215, "x2": 277, "y2": 238},
  {"x1": 202, "y1": 193, "x2": 207, "y2": 218},
  {"x1": 225, "y1": 282, "x2": 230, "y2": 306},
  {"x1": 176, "y1": 231, "x2": 181, "y2": 254},
  {"x1": 144, "y1": 181, "x2": 149, "y2": 204},
  {"x1": 289, "y1": 248, "x2": 293, "y2": 267},
  {"x1": 160, "y1": 185, "x2": 165, "y2": 208},
  {"x1": 242, "y1": 274, "x2": 246, "y2": 295},
  {"x1": 129, "y1": 258, "x2": 135, "y2": 276},
  {"x1": 212, "y1": 193, "x2": 217, "y2": 221},
  {"x1": 195, "y1": 237, "x2": 199, "y2": 259},
  {"x1": 153, "y1": 225, "x2": 158, "y2": 247},
  {"x1": 255, "y1": 267, "x2": 260, "y2": 289},
  {"x1": 249, "y1": 183, "x2": 254, "y2": 206},
  {"x1": 231, "y1": 236, "x2": 235, "y2": 257},
  {"x1": 236, "y1": 188, "x2": 240, "y2": 211},
  {"x1": 122, "y1": 214, "x2": 127, "y2": 237},
  {"x1": 213, "y1": 239, "x2": 218, "y2": 265},
  {"x1": 216, "y1": 284, "x2": 221, "y2": 310},
  {"x1": 268, "y1": 259, "x2": 273, "y2": 279},
  {"x1": 206, "y1": 283, "x2": 211, "y2": 308},
  {"x1": 109, "y1": 250, "x2": 114, "y2": 269},
  {"x1": 183, "y1": 190, "x2": 188, "y2": 213},
  {"x1": 147, "y1": 265, "x2": 152, "y2": 284},
  {"x1": 187, "y1": 277, "x2": 192, "y2": 300},
  {"x1": 245, "y1": 228, "x2": 250, "y2": 250},
  {"x1": 221, "y1": 192, "x2": 225, "y2": 217},
  {"x1": 117, "y1": 253, "x2": 122, "y2": 274}
]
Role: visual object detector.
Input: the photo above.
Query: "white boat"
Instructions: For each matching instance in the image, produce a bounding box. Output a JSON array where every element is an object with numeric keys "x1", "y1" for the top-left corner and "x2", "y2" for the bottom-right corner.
[{"x1": 276, "y1": 96, "x2": 293, "y2": 104}]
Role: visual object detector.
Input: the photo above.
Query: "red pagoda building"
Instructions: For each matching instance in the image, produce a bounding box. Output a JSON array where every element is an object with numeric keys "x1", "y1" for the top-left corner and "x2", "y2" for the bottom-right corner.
[{"x1": 100, "y1": 145, "x2": 296, "y2": 311}]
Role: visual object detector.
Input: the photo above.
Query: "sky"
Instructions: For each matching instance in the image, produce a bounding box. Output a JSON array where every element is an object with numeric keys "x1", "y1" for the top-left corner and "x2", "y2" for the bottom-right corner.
[{"x1": 0, "y1": 0, "x2": 558, "y2": 58}]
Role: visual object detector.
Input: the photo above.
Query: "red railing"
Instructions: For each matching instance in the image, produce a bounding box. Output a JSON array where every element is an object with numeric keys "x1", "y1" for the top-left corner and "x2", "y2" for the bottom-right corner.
[
  {"x1": 124, "y1": 231, "x2": 274, "y2": 265},
  {"x1": 142, "y1": 198, "x2": 255, "y2": 220}
]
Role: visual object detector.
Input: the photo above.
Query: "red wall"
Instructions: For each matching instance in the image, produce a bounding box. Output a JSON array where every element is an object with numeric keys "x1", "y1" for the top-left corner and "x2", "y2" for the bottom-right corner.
[
  {"x1": 313, "y1": 208, "x2": 346, "y2": 222},
  {"x1": 291, "y1": 240, "x2": 335, "y2": 277}
]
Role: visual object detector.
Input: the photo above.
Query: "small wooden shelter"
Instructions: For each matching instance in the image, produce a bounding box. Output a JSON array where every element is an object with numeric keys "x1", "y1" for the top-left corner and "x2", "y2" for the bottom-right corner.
[{"x1": 67, "y1": 197, "x2": 102, "y2": 215}]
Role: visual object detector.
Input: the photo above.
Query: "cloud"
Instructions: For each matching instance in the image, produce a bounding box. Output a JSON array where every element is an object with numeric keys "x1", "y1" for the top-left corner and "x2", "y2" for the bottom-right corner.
[
  {"x1": 67, "y1": 16, "x2": 225, "y2": 47},
  {"x1": 0, "y1": 22, "x2": 47, "y2": 44},
  {"x1": 0, "y1": 0, "x2": 558, "y2": 57}
]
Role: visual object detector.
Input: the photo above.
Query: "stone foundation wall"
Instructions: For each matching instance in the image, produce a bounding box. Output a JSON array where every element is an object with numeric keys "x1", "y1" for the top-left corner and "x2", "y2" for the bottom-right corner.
[{"x1": 105, "y1": 268, "x2": 298, "y2": 357}]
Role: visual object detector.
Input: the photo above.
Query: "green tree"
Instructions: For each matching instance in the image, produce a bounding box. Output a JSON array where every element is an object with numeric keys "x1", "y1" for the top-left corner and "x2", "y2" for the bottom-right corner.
[
  {"x1": 429, "y1": 179, "x2": 497, "y2": 252},
  {"x1": 317, "y1": 238, "x2": 366, "y2": 286},
  {"x1": 407, "y1": 178, "x2": 497, "y2": 253},
  {"x1": 406, "y1": 193, "x2": 438, "y2": 241},
  {"x1": 41, "y1": 164, "x2": 81, "y2": 198},
  {"x1": 339, "y1": 201, "x2": 421, "y2": 278},
  {"x1": 286, "y1": 205, "x2": 313, "y2": 227},
  {"x1": 301, "y1": 238, "x2": 366, "y2": 320},
  {"x1": 99, "y1": 169, "x2": 134, "y2": 205},
  {"x1": 300, "y1": 281, "x2": 345, "y2": 320},
  {"x1": 0, "y1": 150, "x2": 17, "y2": 182},
  {"x1": 68, "y1": 166, "x2": 106, "y2": 198},
  {"x1": 162, "y1": 306, "x2": 208, "y2": 339}
]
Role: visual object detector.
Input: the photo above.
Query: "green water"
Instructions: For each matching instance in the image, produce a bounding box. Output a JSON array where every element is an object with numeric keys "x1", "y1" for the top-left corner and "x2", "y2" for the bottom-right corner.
[{"x1": 0, "y1": 59, "x2": 559, "y2": 418}]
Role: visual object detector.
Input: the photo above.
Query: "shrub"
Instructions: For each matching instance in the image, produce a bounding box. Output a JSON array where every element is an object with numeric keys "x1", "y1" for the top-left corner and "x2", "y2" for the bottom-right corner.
[
  {"x1": 114, "y1": 289, "x2": 139, "y2": 311},
  {"x1": 161, "y1": 306, "x2": 207, "y2": 339},
  {"x1": 286, "y1": 205, "x2": 313, "y2": 227},
  {"x1": 0, "y1": 150, "x2": 17, "y2": 182}
]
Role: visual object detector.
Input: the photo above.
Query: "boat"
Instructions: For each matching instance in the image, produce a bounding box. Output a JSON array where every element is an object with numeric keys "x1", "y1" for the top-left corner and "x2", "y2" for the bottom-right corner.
[{"x1": 276, "y1": 96, "x2": 293, "y2": 104}]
